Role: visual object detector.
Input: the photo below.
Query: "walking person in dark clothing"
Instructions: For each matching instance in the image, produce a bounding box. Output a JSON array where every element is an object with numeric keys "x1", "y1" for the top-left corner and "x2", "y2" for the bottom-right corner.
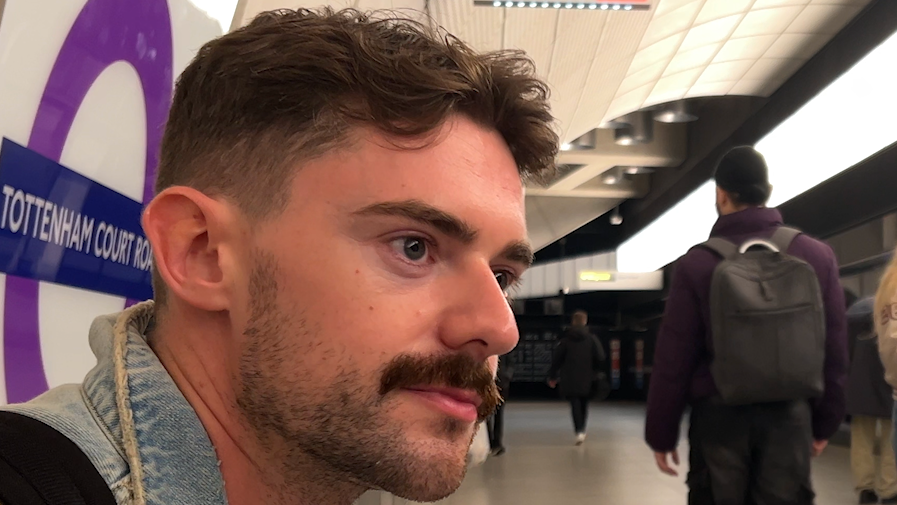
[
  {"x1": 488, "y1": 353, "x2": 514, "y2": 456},
  {"x1": 645, "y1": 146, "x2": 848, "y2": 504},
  {"x1": 846, "y1": 297, "x2": 897, "y2": 503},
  {"x1": 549, "y1": 310, "x2": 606, "y2": 445}
]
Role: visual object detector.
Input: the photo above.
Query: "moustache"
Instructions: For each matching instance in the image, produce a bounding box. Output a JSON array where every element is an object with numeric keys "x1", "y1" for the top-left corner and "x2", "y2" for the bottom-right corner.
[{"x1": 379, "y1": 353, "x2": 502, "y2": 422}]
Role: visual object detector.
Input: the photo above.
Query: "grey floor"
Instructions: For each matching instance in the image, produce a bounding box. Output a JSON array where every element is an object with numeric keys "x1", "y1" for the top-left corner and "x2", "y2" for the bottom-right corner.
[{"x1": 360, "y1": 402, "x2": 858, "y2": 505}]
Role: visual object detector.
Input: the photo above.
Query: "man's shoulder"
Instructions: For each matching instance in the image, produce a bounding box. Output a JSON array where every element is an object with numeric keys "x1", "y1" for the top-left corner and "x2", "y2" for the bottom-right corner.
[{"x1": 788, "y1": 232, "x2": 836, "y2": 268}]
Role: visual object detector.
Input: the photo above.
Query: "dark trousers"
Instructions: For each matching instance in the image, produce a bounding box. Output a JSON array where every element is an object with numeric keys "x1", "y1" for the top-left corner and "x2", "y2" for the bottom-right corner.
[
  {"x1": 487, "y1": 402, "x2": 505, "y2": 450},
  {"x1": 688, "y1": 399, "x2": 815, "y2": 505},
  {"x1": 569, "y1": 396, "x2": 590, "y2": 433}
]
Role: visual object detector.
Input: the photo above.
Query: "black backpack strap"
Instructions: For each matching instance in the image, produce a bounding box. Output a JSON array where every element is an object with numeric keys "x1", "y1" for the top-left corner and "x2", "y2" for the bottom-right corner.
[
  {"x1": 769, "y1": 226, "x2": 801, "y2": 253},
  {"x1": 700, "y1": 237, "x2": 739, "y2": 260},
  {"x1": 0, "y1": 411, "x2": 116, "y2": 505}
]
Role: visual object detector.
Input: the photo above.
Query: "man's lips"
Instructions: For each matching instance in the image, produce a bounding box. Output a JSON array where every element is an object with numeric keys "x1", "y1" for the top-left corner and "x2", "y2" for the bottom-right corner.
[{"x1": 403, "y1": 386, "x2": 482, "y2": 422}]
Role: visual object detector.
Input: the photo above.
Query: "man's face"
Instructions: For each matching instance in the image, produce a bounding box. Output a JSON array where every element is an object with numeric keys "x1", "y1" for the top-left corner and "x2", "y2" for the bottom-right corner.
[{"x1": 233, "y1": 116, "x2": 528, "y2": 501}]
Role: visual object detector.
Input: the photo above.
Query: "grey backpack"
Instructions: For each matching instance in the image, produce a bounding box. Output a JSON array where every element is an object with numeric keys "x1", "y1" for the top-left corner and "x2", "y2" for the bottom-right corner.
[{"x1": 701, "y1": 227, "x2": 826, "y2": 405}]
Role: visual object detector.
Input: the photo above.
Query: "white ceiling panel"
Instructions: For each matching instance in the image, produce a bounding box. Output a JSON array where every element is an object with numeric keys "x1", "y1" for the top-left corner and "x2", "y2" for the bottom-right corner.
[
  {"x1": 663, "y1": 43, "x2": 720, "y2": 76},
  {"x1": 741, "y1": 57, "x2": 804, "y2": 82},
  {"x1": 654, "y1": 0, "x2": 702, "y2": 18},
  {"x1": 731, "y1": 6, "x2": 805, "y2": 38},
  {"x1": 640, "y1": 1, "x2": 703, "y2": 49},
  {"x1": 696, "y1": 59, "x2": 755, "y2": 83},
  {"x1": 788, "y1": 3, "x2": 864, "y2": 34},
  {"x1": 603, "y1": 82, "x2": 655, "y2": 123},
  {"x1": 754, "y1": 0, "x2": 810, "y2": 7},
  {"x1": 618, "y1": 60, "x2": 668, "y2": 97},
  {"x1": 645, "y1": 66, "x2": 705, "y2": 106},
  {"x1": 728, "y1": 79, "x2": 767, "y2": 95},
  {"x1": 765, "y1": 32, "x2": 830, "y2": 58},
  {"x1": 565, "y1": 9, "x2": 654, "y2": 138},
  {"x1": 629, "y1": 35, "x2": 684, "y2": 74},
  {"x1": 714, "y1": 34, "x2": 779, "y2": 62},
  {"x1": 679, "y1": 14, "x2": 742, "y2": 52},
  {"x1": 695, "y1": 0, "x2": 753, "y2": 26},
  {"x1": 503, "y1": 8, "x2": 559, "y2": 79},
  {"x1": 685, "y1": 80, "x2": 736, "y2": 97},
  {"x1": 430, "y1": 2, "x2": 504, "y2": 53}
]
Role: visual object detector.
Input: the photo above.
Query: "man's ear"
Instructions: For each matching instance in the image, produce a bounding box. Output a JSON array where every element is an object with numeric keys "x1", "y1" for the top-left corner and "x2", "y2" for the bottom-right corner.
[{"x1": 142, "y1": 187, "x2": 241, "y2": 312}]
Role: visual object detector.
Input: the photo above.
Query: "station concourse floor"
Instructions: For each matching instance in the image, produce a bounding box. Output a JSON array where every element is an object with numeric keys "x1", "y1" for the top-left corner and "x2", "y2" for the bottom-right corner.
[{"x1": 359, "y1": 402, "x2": 856, "y2": 505}]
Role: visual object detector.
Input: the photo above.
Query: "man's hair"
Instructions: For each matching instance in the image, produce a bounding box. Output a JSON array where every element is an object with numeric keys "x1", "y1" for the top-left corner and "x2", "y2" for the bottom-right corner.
[
  {"x1": 151, "y1": 8, "x2": 559, "y2": 305},
  {"x1": 713, "y1": 146, "x2": 771, "y2": 207},
  {"x1": 571, "y1": 310, "x2": 588, "y2": 326}
]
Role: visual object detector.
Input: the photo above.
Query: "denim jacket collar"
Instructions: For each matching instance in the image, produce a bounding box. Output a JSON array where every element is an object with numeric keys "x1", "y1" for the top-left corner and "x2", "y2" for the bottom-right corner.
[{"x1": 85, "y1": 301, "x2": 228, "y2": 505}]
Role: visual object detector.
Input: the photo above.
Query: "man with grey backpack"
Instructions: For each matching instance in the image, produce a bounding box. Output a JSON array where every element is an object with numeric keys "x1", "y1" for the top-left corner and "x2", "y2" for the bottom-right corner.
[{"x1": 645, "y1": 146, "x2": 848, "y2": 505}]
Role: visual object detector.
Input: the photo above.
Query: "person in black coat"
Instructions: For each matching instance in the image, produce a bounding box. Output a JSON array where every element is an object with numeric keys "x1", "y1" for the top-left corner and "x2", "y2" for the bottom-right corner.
[
  {"x1": 548, "y1": 310, "x2": 606, "y2": 445},
  {"x1": 487, "y1": 353, "x2": 514, "y2": 456},
  {"x1": 846, "y1": 296, "x2": 897, "y2": 503}
]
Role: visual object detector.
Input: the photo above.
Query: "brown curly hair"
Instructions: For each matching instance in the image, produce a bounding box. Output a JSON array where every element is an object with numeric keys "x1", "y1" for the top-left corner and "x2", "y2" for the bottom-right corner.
[{"x1": 152, "y1": 7, "x2": 559, "y2": 303}]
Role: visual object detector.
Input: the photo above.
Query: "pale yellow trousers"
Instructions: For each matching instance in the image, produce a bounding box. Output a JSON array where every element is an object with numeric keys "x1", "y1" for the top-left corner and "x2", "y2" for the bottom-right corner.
[{"x1": 852, "y1": 415, "x2": 897, "y2": 499}]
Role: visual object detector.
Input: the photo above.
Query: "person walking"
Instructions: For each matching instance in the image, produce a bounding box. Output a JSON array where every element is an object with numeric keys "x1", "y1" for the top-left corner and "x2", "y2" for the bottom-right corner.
[
  {"x1": 645, "y1": 146, "x2": 848, "y2": 505},
  {"x1": 549, "y1": 310, "x2": 606, "y2": 445},
  {"x1": 847, "y1": 296, "x2": 897, "y2": 504},
  {"x1": 488, "y1": 353, "x2": 514, "y2": 456}
]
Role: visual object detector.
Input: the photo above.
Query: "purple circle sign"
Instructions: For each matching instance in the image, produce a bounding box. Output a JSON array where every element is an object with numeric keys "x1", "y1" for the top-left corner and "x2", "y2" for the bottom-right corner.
[{"x1": 4, "y1": 0, "x2": 173, "y2": 403}]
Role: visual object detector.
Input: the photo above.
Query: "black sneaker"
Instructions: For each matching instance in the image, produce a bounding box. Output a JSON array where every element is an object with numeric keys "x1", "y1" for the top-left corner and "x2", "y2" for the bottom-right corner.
[
  {"x1": 490, "y1": 446, "x2": 506, "y2": 457},
  {"x1": 881, "y1": 495, "x2": 897, "y2": 504},
  {"x1": 860, "y1": 490, "x2": 879, "y2": 504}
]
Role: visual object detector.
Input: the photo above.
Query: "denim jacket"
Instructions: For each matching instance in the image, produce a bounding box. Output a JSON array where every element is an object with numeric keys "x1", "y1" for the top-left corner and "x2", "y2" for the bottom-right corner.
[{"x1": 1, "y1": 301, "x2": 228, "y2": 505}]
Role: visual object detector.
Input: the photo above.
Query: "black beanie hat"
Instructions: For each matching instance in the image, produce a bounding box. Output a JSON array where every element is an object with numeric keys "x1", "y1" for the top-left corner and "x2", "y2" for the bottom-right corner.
[{"x1": 713, "y1": 146, "x2": 770, "y2": 205}]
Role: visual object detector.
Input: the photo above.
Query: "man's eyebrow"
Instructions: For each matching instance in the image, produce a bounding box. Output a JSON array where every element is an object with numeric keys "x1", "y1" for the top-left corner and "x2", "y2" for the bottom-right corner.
[
  {"x1": 500, "y1": 241, "x2": 534, "y2": 269},
  {"x1": 353, "y1": 200, "x2": 533, "y2": 268},
  {"x1": 353, "y1": 200, "x2": 478, "y2": 244}
]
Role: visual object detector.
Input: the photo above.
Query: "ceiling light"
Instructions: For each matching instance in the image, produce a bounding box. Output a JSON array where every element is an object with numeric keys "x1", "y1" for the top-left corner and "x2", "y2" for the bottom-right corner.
[
  {"x1": 560, "y1": 130, "x2": 597, "y2": 151},
  {"x1": 610, "y1": 207, "x2": 623, "y2": 226},
  {"x1": 589, "y1": 3, "x2": 598, "y2": 8},
  {"x1": 601, "y1": 4, "x2": 609, "y2": 9},
  {"x1": 624, "y1": 166, "x2": 655, "y2": 175},
  {"x1": 518, "y1": 1, "x2": 526, "y2": 6},
  {"x1": 530, "y1": 2, "x2": 538, "y2": 6},
  {"x1": 653, "y1": 100, "x2": 698, "y2": 123},
  {"x1": 612, "y1": 4, "x2": 621, "y2": 9},
  {"x1": 494, "y1": 0, "x2": 502, "y2": 5},
  {"x1": 614, "y1": 111, "x2": 654, "y2": 146},
  {"x1": 602, "y1": 166, "x2": 625, "y2": 185},
  {"x1": 598, "y1": 117, "x2": 630, "y2": 129},
  {"x1": 553, "y1": 2, "x2": 561, "y2": 7},
  {"x1": 565, "y1": 3, "x2": 574, "y2": 8},
  {"x1": 542, "y1": 2, "x2": 550, "y2": 6},
  {"x1": 624, "y1": 4, "x2": 632, "y2": 9},
  {"x1": 577, "y1": 3, "x2": 585, "y2": 8},
  {"x1": 506, "y1": 1, "x2": 514, "y2": 6}
]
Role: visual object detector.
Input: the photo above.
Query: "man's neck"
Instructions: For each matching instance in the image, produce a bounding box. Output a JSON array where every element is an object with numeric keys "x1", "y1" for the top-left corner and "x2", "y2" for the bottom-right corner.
[{"x1": 149, "y1": 315, "x2": 365, "y2": 505}]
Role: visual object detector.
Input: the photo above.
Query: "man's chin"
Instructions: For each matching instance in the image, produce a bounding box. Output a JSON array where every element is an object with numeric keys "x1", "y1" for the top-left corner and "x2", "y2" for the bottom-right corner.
[
  {"x1": 381, "y1": 452, "x2": 468, "y2": 503},
  {"x1": 375, "y1": 422, "x2": 473, "y2": 501}
]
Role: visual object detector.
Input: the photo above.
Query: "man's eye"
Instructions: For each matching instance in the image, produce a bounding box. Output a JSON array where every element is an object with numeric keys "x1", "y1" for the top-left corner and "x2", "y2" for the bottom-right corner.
[
  {"x1": 392, "y1": 237, "x2": 429, "y2": 262},
  {"x1": 494, "y1": 271, "x2": 515, "y2": 292}
]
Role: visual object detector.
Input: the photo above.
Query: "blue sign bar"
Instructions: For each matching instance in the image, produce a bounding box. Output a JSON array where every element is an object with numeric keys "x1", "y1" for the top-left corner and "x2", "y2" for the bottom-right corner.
[{"x1": 0, "y1": 138, "x2": 153, "y2": 300}]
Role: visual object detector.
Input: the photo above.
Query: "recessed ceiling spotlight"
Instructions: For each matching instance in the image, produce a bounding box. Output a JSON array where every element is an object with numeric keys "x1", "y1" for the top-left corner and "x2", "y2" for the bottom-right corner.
[
  {"x1": 493, "y1": 1, "x2": 501, "y2": 6},
  {"x1": 577, "y1": 3, "x2": 585, "y2": 8},
  {"x1": 600, "y1": 4, "x2": 609, "y2": 9},
  {"x1": 589, "y1": 4, "x2": 598, "y2": 9},
  {"x1": 565, "y1": 3, "x2": 574, "y2": 8},
  {"x1": 612, "y1": 4, "x2": 621, "y2": 10}
]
